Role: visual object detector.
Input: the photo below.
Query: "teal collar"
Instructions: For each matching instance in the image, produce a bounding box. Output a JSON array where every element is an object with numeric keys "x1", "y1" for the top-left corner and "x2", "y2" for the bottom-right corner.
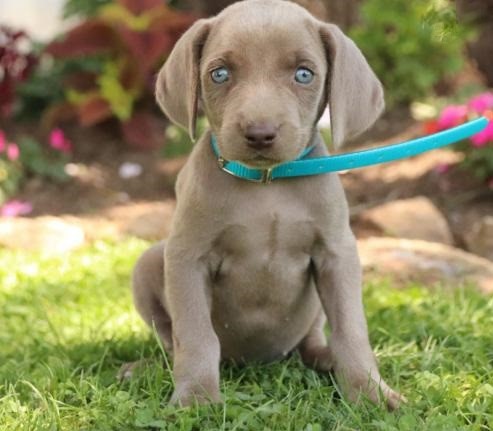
[{"x1": 211, "y1": 117, "x2": 488, "y2": 184}]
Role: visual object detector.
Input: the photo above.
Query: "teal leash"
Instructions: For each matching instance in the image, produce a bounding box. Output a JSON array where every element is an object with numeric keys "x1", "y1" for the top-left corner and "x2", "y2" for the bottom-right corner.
[{"x1": 211, "y1": 116, "x2": 489, "y2": 184}]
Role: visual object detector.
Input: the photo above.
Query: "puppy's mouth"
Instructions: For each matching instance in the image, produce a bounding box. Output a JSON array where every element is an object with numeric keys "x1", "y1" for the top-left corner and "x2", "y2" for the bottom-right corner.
[{"x1": 242, "y1": 155, "x2": 281, "y2": 168}]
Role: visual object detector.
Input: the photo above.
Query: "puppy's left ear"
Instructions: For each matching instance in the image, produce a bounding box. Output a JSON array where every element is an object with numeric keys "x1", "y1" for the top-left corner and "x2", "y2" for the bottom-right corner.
[
  {"x1": 156, "y1": 18, "x2": 214, "y2": 140},
  {"x1": 320, "y1": 23, "x2": 384, "y2": 148}
]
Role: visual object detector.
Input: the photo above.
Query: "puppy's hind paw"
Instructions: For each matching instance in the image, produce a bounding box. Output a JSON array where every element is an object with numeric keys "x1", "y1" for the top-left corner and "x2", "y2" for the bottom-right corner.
[
  {"x1": 117, "y1": 359, "x2": 152, "y2": 382},
  {"x1": 299, "y1": 345, "x2": 335, "y2": 372}
]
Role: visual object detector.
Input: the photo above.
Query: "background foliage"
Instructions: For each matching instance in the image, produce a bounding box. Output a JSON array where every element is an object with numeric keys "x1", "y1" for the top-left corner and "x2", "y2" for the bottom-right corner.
[
  {"x1": 350, "y1": 0, "x2": 469, "y2": 106},
  {"x1": 1, "y1": 0, "x2": 493, "y2": 198},
  {"x1": 39, "y1": 0, "x2": 197, "y2": 148}
]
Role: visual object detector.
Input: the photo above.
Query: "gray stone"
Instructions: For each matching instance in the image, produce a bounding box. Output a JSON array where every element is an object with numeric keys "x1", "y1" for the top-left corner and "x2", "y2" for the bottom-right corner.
[
  {"x1": 463, "y1": 216, "x2": 493, "y2": 262},
  {"x1": 360, "y1": 196, "x2": 454, "y2": 245},
  {"x1": 358, "y1": 237, "x2": 493, "y2": 294},
  {"x1": 119, "y1": 201, "x2": 176, "y2": 240}
]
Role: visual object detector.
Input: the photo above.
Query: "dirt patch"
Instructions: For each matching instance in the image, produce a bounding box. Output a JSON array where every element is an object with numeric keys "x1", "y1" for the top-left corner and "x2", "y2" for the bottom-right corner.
[{"x1": 11, "y1": 121, "x2": 179, "y2": 217}]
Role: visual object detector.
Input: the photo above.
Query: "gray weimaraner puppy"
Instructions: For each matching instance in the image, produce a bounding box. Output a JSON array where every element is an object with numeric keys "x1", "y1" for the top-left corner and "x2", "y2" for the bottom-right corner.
[{"x1": 132, "y1": 0, "x2": 404, "y2": 410}]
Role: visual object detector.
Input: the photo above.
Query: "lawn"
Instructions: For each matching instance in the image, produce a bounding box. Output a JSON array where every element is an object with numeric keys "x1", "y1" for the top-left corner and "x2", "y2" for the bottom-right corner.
[{"x1": 0, "y1": 240, "x2": 492, "y2": 430}]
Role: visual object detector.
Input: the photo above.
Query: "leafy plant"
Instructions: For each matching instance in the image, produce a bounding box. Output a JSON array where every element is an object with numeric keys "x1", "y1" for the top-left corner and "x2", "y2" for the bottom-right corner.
[
  {"x1": 16, "y1": 57, "x2": 102, "y2": 122},
  {"x1": 42, "y1": 0, "x2": 198, "y2": 148},
  {"x1": 424, "y1": 92, "x2": 493, "y2": 186},
  {"x1": 350, "y1": 0, "x2": 469, "y2": 106},
  {"x1": 0, "y1": 26, "x2": 38, "y2": 119}
]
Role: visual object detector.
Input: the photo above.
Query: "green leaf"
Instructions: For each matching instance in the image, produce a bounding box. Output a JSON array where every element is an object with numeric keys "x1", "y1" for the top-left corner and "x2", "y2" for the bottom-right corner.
[{"x1": 97, "y1": 60, "x2": 138, "y2": 120}]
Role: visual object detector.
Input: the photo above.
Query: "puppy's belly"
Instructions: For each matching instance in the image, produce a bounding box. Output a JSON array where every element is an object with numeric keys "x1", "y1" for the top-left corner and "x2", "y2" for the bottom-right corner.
[{"x1": 210, "y1": 255, "x2": 321, "y2": 363}]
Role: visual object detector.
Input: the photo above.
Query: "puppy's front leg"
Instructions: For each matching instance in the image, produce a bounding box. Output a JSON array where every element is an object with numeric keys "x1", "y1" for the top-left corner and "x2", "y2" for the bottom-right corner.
[
  {"x1": 165, "y1": 245, "x2": 221, "y2": 406},
  {"x1": 313, "y1": 236, "x2": 404, "y2": 410}
]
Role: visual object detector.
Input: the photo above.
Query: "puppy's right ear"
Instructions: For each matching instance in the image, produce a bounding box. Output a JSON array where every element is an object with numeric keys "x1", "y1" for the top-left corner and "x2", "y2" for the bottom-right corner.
[{"x1": 156, "y1": 18, "x2": 213, "y2": 141}]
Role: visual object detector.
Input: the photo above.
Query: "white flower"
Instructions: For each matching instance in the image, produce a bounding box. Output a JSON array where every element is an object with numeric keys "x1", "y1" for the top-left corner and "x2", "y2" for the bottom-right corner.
[{"x1": 119, "y1": 162, "x2": 142, "y2": 179}]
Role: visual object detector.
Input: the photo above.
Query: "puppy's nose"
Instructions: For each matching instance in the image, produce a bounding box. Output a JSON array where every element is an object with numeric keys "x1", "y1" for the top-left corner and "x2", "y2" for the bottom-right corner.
[{"x1": 245, "y1": 123, "x2": 277, "y2": 149}]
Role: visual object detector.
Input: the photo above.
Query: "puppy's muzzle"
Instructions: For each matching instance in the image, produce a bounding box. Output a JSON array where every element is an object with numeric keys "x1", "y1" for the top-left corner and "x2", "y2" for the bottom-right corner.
[{"x1": 244, "y1": 122, "x2": 278, "y2": 150}]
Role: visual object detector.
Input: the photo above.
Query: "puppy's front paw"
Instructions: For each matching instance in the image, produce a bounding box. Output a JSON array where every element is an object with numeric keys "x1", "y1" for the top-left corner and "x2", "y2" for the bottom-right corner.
[{"x1": 170, "y1": 380, "x2": 221, "y2": 407}]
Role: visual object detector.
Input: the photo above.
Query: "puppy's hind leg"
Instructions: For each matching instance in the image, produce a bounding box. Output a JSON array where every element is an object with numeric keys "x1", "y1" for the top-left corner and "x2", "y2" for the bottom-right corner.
[
  {"x1": 119, "y1": 241, "x2": 172, "y2": 380},
  {"x1": 132, "y1": 241, "x2": 172, "y2": 350},
  {"x1": 298, "y1": 309, "x2": 334, "y2": 372}
]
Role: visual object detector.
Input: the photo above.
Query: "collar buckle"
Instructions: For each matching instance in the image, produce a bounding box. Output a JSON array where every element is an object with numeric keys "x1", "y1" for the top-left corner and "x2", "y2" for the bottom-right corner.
[
  {"x1": 260, "y1": 168, "x2": 273, "y2": 184},
  {"x1": 217, "y1": 156, "x2": 227, "y2": 169},
  {"x1": 217, "y1": 156, "x2": 273, "y2": 184}
]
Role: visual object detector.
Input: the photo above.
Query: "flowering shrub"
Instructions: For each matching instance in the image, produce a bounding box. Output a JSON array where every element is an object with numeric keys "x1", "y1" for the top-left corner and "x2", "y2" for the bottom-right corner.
[
  {"x1": 424, "y1": 92, "x2": 493, "y2": 186},
  {"x1": 0, "y1": 129, "x2": 72, "y2": 211},
  {"x1": 0, "y1": 26, "x2": 38, "y2": 119}
]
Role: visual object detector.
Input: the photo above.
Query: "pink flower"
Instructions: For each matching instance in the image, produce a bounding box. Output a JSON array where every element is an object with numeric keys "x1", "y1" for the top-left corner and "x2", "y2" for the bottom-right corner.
[
  {"x1": 437, "y1": 105, "x2": 468, "y2": 130},
  {"x1": 49, "y1": 128, "x2": 73, "y2": 153},
  {"x1": 0, "y1": 131, "x2": 6, "y2": 153},
  {"x1": 468, "y1": 92, "x2": 493, "y2": 114},
  {"x1": 6, "y1": 143, "x2": 19, "y2": 161},
  {"x1": 471, "y1": 120, "x2": 493, "y2": 148},
  {"x1": 0, "y1": 200, "x2": 33, "y2": 217}
]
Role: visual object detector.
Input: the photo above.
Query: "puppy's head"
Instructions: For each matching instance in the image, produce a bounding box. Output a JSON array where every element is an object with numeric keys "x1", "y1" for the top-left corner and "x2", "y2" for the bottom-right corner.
[{"x1": 156, "y1": 0, "x2": 384, "y2": 168}]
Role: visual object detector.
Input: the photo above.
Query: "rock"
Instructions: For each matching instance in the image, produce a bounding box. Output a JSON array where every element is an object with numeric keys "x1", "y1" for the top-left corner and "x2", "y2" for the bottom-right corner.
[
  {"x1": 0, "y1": 217, "x2": 85, "y2": 253},
  {"x1": 358, "y1": 237, "x2": 493, "y2": 294},
  {"x1": 65, "y1": 217, "x2": 120, "y2": 242},
  {"x1": 0, "y1": 200, "x2": 177, "y2": 252},
  {"x1": 360, "y1": 196, "x2": 454, "y2": 245},
  {"x1": 448, "y1": 201, "x2": 493, "y2": 261},
  {"x1": 463, "y1": 216, "x2": 493, "y2": 262},
  {"x1": 104, "y1": 201, "x2": 176, "y2": 241}
]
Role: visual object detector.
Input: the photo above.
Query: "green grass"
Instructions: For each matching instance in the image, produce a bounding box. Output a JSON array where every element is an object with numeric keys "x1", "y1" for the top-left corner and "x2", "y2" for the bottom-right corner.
[{"x1": 0, "y1": 240, "x2": 492, "y2": 430}]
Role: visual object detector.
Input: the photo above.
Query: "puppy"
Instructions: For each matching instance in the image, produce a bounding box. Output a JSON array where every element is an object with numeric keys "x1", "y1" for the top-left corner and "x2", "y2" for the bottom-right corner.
[{"x1": 132, "y1": 0, "x2": 404, "y2": 409}]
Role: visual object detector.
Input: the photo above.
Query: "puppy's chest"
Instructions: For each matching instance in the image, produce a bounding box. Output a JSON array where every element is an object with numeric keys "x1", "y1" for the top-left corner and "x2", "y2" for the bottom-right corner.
[{"x1": 211, "y1": 210, "x2": 316, "y2": 281}]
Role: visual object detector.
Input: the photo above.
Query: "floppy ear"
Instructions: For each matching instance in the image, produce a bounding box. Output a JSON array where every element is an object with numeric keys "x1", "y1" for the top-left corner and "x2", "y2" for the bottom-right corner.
[
  {"x1": 156, "y1": 18, "x2": 213, "y2": 140},
  {"x1": 320, "y1": 23, "x2": 384, "y2": 148}
]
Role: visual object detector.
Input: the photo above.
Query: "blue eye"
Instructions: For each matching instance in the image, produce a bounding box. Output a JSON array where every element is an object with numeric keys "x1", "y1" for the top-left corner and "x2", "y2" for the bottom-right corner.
[
  {"x1": 295, "y1": 67, "x2": 314, "y2": 84},
  {"x1": 211, "y1": 67, "x2": 230, "y2": 84}
]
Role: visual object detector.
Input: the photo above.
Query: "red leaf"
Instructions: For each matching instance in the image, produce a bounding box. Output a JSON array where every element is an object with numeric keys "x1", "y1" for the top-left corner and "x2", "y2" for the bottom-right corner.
[
  {"x1": 121, "y1": 110, "x2": 163, "y2": 149},
  {"x1": 119, "y1": 59, "x2": 142, "y2": 92},
  {"x1": 63, "y1": 71, "x2": 98, "y2": 92},
  {"x1": 77, "y1": 96, "x2": 113, "y2": 127},
  {"x1": 116, "y1": 26, "x2": 174, "y2": 74},
  {"x1": 45, "y1": 20, "x2": 119, "y2": 58},
  {"x1": 118, "y1": 0, "x2": 163, "y2": 15}
]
